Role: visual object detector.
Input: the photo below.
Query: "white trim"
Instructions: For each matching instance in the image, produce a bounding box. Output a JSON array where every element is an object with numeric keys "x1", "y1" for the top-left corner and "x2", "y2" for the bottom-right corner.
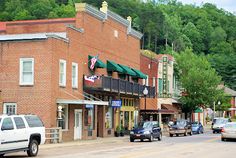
[
  {"x1": 3, "y1": 103, "x2": 17, "y2": 114},
  {"x1": 57, "y1": 99, "x2": 109, "y2": 106},
  {"x1": 59, "y1": 59, "x2": 66, "y2": 87},
  {"x1": 19, "y1": 58, "x2": 34, "y2": 85},
  {"x1": 153, "y1": 77, "x2": 156, "y2": 87},
  {"x1": 72, "y1": 62, "x2": 78, "y2": 88}
]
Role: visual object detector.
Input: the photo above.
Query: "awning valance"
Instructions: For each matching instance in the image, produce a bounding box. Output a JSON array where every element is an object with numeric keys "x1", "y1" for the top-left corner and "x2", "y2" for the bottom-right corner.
[
  {"x1": 161, "y1": 104, "x2": 180, "y2": 114},
  {"x1": 107, "y1": 60, "x2": 124, "y2": 73},
  {"x1": 88, "y1": 55, "x2": 106, "y2": 69},
  {"x1": 57, "y1": 99, "x2": 109, "y2": 106},
  {"x1": 118, "y1": 64, "x2": 136, "y2": 76},
  {"x1": 131, "y1": 68, "x2": 147, "y2": 79}
]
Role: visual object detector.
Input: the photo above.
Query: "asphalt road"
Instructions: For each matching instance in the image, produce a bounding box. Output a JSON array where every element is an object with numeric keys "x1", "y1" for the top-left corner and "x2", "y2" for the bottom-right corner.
[{"x1": 4, "y1": 130, "x2": 236, "y2": 158}]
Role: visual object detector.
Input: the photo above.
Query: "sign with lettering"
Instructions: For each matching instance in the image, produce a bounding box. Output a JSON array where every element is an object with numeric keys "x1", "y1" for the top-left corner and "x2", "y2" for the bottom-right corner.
[
  {"x1": 111, "y1": 100, "x2": 122, "y2": 108},
  {"x1": 86, "y1": 104, "x2": 94, "y2": 108}
]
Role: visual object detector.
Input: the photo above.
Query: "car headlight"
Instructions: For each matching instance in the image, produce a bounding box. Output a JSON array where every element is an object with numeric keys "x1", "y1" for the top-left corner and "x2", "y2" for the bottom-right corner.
[
  {"x1": 130, "y1": 131, "x2": 134, "y2": 134},
  {"x1": 144, "y1": 131, "x2": 150, "y2": 134}
]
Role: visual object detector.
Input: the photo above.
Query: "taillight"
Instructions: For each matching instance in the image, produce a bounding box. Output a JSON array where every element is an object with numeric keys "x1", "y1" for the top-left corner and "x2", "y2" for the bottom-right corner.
[{"x1": 221, "y1": 128, "x2": 225, "y2": 133}]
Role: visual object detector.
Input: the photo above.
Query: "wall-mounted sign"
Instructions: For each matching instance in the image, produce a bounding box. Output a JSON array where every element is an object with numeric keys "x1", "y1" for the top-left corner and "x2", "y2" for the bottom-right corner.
[
  {"x1": 111, "y1": 100, "x2": 122, "y2": 108},
  {"x1": 86, "y1": 104, "x2": 94, "y2": 108}
]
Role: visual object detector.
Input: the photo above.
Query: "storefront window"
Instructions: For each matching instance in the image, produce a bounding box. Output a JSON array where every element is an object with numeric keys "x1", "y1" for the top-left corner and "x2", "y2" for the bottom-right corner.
[
  {"x1": 124, "y1": 111, "x2": 129, "y2": 130},
  {"x1": 105, "y1": 106, "x2": 113, "y2": 129},
  {"x1": 85, "y1": 105, "x2": 94, "y2": 130}
]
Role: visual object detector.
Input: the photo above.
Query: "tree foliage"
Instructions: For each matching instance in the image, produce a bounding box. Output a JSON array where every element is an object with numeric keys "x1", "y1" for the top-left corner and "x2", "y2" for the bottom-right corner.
[{"x1": 174, "y1": 49, "x2": 224, "y2": 115}]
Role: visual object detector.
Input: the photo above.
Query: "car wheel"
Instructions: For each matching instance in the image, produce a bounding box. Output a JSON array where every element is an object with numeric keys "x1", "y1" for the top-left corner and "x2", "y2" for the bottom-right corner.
[
  {"x1": 141, "y1": 139, "x2": 144, "y2": 142},
  {"x1": 213, "y1": 131, "x2": 216, "y2": 134},
  {"x1": 130, "y1": 138, "x2": 134, "y2": 142},
  {"x1": 189, "y1": 131, "x2": 192, "y2": 136},
  {"x1": 197, "y1": 130, "x2": 200, "y2": 134},
  {"x1": 158, "y1": 134, "x2": 162, "y2": 141},
  {"x1": 27, "y1": 139, "x2": 39, "y2": 157},
  {"x1": 149, "y1": 134, "x2": 154, "y2": 142},
  {"x1": 176, "y1": 134, "x2": 179, "y2": 137},
  {"x1": 169, "y1": 133, "x2": 173, "y2": 137},
  {"x1": 221, "y1": 138, "x2": 226, "y2": 141},
  {"x1": 0, "y1": 154, "x2": 5, "y2": 158},
  {"x1": 184, "y1": 131, "x2": 187, "y2": 136}
]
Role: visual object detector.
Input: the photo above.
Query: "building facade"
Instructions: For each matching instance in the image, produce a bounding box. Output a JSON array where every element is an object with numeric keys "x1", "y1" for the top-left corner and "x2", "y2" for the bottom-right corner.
[{"x1": 0, "y1": 2, "x2": 155, "y2": 141}]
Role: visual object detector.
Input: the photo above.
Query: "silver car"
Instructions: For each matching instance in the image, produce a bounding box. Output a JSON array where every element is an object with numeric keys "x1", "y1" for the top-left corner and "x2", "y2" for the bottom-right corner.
[{"x1": 221, "y1": 122, "x2": 236, "y2": 141}]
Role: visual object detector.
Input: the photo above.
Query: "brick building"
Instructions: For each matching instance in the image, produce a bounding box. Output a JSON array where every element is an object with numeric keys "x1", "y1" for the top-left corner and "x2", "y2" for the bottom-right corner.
[{"x1": 0, "y1": 2, "x2": 155, "y2": 141}]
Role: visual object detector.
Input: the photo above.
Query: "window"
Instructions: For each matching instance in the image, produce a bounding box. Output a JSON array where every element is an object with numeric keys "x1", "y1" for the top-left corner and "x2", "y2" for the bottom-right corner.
[
  {"x1": 2, "y1": 118, "x2": 14, "y2": 130},
  {"x1": 19, "y1": 58, "x2": 34, "y2": 85},
  {"x1": 72, "y1": 62, "x2": 78, "y2": 88},
  {"x1": 142, "y1": 79, "x2": 145, "y2": 85},
  {"x1": 3, "y1": 103, "x2": 17, "y2": 115},
  {"x1": 14, "y1": 117, "x2": 26, "y2": 129},
  {"x1": 24, "y1": 115, "x2": 44, "y2": 127},
  {"x1": 57, "y1": 105, "x2": 68, "y2": 130},
  {"x1": 85, "y1": 106, "x2": 95, "y2": 130},
  {"x1": 59, "y1": 59, "x2": 66, "y2": 86},
  {"x1": 158, "y1": 78, "x2": 163, "y2": 94},
  {"x1": 153, "y1": 77, "x2": 156, "y2": 87},
  {"x1": 105, "y1": 106, "x2": 113, "y2": 129}
]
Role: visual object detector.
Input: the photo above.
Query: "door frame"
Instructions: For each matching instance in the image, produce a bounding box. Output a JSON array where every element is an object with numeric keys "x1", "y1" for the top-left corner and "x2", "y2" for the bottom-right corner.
[{"x1": 74, "y1": 109, "x2": 82, "y2": 140}]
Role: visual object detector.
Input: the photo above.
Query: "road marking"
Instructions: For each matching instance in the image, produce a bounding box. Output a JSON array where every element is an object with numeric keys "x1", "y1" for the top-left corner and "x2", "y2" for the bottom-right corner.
[{"x1": 204, "y1": 137, "x2": 220, "y2": 143}]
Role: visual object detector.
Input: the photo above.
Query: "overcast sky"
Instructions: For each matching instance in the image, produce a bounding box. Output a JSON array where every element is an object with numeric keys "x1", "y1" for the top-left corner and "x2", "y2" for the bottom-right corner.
[{"x1": 177, "y1": 0, "x2": 236, "y2": 13}]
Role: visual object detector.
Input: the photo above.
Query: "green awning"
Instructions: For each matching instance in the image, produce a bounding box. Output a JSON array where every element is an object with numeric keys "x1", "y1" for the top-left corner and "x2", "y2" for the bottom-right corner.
[
  {"x1": 194, "y1": 108, "x2": 203, "y2": 113},
  {"x1": 118, "y1": 64, "x2": 136, "y2": 76},
  {"x1": 88, "y1": 55, "x2": 106, "y2": 69},
  {"x1": 107, "y1": 60, "x2": 124, "y2": 73},
  {"x1": 131, "y1": 68, "x2": 147, "y2": 79}
]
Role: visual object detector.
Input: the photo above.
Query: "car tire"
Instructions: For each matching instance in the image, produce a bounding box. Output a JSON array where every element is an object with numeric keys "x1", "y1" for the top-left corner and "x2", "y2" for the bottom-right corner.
[
  {"x1": 130, "y1": 138, "x2": 134, "y2": 142},
  {"x1": 0, "y1": 154, "x2": 5, "y2": 158},
  {"x1": 169, "y1": 134, "x2": 173, "y2": 137},
  {"x1": 176, "y1": 134, "x2": 179, "y2": 137},
  {"x1": 27, "y1": 139, "x2": 39, "y2": 157},
  {"x1": 184, "y1": 131, "x2": 187, "y2": 136},
  {"x1": 189, "y1": 131, "x2": 192, "y2": 136},
  {"x1": 221, "y1": 138, "x2": 226, "y2": 141},
  {"x1": 197, "y1": 130, "x2": 200, "y2": 134},
  {"x1": 158, "y1": 134, "x2": 162, "y2": 141},
  {"x1": 141, "y1": 139, "x2": 144, "y2": 142},
  {"x1": 149, "y1": 134, "x2": 153, "y2": 142},
  {"x1": 213, "y1": 131, "x2": 216, "y2": 134}
]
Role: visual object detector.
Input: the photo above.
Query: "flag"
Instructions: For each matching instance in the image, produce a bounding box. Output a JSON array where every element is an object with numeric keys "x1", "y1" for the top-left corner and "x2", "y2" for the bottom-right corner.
[
  {"x1": 90, "y1": 55, "x2": 98, "y2": 70},
  {"x1": 84, "y1": 75, "x2": 100, "y2": 83}
]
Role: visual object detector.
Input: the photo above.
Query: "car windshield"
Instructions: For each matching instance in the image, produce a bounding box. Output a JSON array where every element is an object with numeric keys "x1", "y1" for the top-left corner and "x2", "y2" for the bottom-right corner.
[
  {"x1": 136, "y1": 122, "x2": 153, "y2": 128},
  {"x1": 224, "y1": 124, "x2": 236, "y2": 129},
  {"x1": 192, "y1": 123, "x2": 198, "y2": 127},
  {"x1": 215, "y1": 119, "x2": 228, "y2": 124},
  {"x1": 174, "y1": 120, "x2": 186, "y2": 126}
]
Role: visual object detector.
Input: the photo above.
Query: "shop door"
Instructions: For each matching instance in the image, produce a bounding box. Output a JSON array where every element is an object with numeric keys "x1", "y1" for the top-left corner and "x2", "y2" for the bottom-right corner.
[{"x1": 74, "y1": 109, "x2": 82, "y2": 140}]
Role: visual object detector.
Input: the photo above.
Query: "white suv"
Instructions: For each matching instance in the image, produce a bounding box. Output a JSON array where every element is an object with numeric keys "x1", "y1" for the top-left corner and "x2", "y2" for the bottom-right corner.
[{"x1": 0, "y1": 114, "x2": 45, "y2": 157}]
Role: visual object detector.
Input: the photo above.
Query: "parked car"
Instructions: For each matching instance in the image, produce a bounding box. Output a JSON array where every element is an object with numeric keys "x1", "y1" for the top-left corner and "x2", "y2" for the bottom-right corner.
[
  {"x1": 211, "y1": 117, "x2": 225, "y2": 129},
  {"x1": 191, "y1": 121, "x2": 204, "y2": 134},
  {"x1": 169, "y1": 119, "x2": 192, "y2": 137},
  {"x1": 130, "y1": 121, "x2": 162, "y2": 142},
  {"x1": 0, "y1": 114, "x2": 45, "y2": 157},
  {"x1": 221, "y1": 122, "x2": 236, "y2": 141},
  {"x1": 212, "y1": 118, "x2": 230, "y2": 133}
]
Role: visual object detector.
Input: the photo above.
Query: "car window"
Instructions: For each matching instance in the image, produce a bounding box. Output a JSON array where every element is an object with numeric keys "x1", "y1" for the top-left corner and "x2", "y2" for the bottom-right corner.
[
  {"x1": 143, "y1": 122, "x2": 152, "y2": 128},
  {"x1": 24, "y1": 115, "x2": 44, "y2": 127},
  {"x1": 224, "y1": 124, "x2": 236, "y2": 129},
  {"x1": 215, "y1": 119, "x2": 228, "y2": 124},
  {"x1": 14, "y1": 117, "x2": 26, "y2": 129},
  {"x1": 175, "y1": 120, "x2": 186, "y2": 126},
  {"x1": 2, "y1": 118, "x2": 14, "y2": 130}
]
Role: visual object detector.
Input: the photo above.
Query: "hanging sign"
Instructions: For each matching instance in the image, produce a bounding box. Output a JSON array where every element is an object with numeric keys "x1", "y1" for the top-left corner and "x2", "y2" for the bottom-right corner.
[{"x1": 111, "y1": 100, "x2": 122, "y2": 108}]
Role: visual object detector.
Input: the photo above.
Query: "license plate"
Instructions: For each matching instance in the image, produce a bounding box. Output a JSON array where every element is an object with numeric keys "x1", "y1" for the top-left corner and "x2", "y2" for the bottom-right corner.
[{"x1": 136, "y1": 134, "x2": 140, "y2": 137}]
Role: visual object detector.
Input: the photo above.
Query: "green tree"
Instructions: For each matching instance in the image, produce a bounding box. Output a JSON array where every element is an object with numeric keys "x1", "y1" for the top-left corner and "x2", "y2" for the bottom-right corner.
[{"x1": 174, "y1": 49, "x2": 223, "y2": 118}]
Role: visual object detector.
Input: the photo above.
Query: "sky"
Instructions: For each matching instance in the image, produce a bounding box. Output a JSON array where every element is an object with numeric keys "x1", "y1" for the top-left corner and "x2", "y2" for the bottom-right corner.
[{"x1": 177, "y1": 0, "x2": 236, "y2": 13}]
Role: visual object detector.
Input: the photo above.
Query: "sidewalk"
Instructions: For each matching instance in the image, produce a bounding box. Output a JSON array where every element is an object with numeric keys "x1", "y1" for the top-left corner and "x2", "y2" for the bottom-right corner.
[{"x1": 41, "y1": 136, "x2": 129, "y2": 149}]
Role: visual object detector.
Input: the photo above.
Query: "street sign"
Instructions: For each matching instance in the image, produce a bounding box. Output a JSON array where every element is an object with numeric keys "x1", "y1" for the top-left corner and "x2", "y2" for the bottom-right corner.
[
  {"x1": 111, "y1": 100, "x2": 122, "y2": 108},
  {"x1": 86, "y1": 104, "x2": 94, "y2": 108}
]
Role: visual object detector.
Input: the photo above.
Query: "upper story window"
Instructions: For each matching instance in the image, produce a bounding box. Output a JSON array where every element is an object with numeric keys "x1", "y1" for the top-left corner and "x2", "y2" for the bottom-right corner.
[
  {"x1": 3, "y1": 103, "x2": 17, "y2": 115},
  {"x1": 72, "y1": 62, "x2": 78, "y2": 88},
  {"x1": 59, "y1": 59, "x2": 66, "y2": 87},
  {"x1": 19, "y1": 58, "x2": 34, "y2": 85}
]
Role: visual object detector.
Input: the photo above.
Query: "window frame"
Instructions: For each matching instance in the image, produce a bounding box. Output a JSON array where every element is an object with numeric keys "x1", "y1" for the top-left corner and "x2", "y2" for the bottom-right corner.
[
  {"x1": 19, "y1": 58, "x2": 34, "y2": 85},
  {"x1": 72, "y1": 62, "x2": 78, "y2": 88},
  {"x1": 3, "y1": 103, "x2": 17, "y2": 115},
  {"x1": 59, "y1": 59, "x2": 67, "y2": 87}
]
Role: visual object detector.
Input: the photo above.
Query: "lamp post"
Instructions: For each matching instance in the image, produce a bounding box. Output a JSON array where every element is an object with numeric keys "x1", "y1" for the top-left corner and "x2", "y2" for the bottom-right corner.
[
  {"x1": 213, "y1": 101, "x2": 221, "y2": 118},
  {"x1": 143, "y1": 87, "x2": 148, "y2": 121}
]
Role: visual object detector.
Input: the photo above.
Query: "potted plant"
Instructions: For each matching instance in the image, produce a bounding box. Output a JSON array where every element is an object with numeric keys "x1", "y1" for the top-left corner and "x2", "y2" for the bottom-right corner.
[
  {"x1": 120, "y1": 125, "x2": 125, "y2": 136},
  {"x1": 115, "y1": 125, "x2": 120, "y2": 137}
]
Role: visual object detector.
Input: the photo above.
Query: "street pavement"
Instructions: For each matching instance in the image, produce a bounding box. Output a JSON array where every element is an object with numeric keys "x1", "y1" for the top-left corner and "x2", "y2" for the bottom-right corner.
[{"x1": 4, "y1": 126, "x2": 236, "y2": 158}]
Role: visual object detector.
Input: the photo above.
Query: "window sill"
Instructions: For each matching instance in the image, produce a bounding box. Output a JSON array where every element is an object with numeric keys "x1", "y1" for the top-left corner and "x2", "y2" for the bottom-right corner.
[
  {"x1": 59, "y1": 85, "x2": 66, "y2": 88},
  {"x1": 19, "y1": 84, "x2": 34, "y2": 87}
]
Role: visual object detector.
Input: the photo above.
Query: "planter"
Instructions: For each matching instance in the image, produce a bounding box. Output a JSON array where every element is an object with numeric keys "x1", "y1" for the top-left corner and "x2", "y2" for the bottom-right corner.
[
  {"x1": 120, "y1": 132, "x2": 124, "y2": 137},
  {"x1": 115, "y1": 131, "x2": 120, "y2": 137}
]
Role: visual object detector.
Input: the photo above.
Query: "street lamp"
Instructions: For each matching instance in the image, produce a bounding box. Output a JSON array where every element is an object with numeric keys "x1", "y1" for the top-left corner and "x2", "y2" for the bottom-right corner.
[
  {"x1": 143, "y1": 87, "x2": 148, "y2": 121},
  {"x1": 213, "y1": 101, "x2": 221, "y2": 118}
]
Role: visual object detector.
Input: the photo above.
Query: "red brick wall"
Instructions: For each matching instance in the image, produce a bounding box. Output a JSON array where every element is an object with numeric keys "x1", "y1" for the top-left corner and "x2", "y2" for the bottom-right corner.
[
  {"x1": 231, "y1": 97, "x2": 235, "y2": 117},
  {"x1": 2, "y1": 18, "x2": 75, "y2": 34}
]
